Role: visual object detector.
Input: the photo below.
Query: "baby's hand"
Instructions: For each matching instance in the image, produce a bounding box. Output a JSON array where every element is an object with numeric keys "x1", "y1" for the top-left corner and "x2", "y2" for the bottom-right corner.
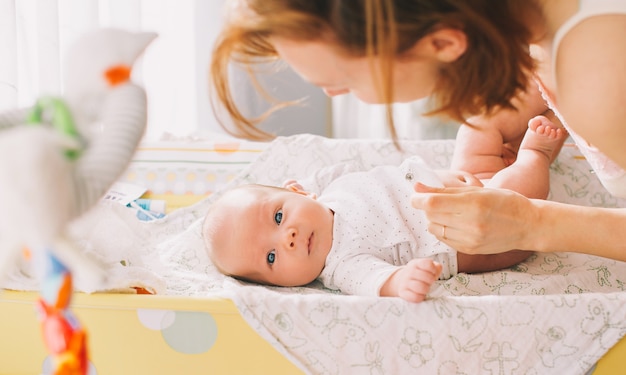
[{"x1": 380, "y1": 258, "x2": 443, "y2": 303}]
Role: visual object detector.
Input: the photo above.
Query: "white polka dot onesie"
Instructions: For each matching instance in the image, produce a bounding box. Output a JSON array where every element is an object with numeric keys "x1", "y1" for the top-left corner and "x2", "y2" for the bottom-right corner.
[{"x1": 317, "y1": 156, "x2": 457, "y2": 297}]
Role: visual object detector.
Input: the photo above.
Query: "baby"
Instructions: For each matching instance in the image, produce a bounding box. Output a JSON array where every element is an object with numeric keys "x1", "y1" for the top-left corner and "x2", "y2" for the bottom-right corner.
[{"x1": 203, "y1": 117, "x2": 565, "y2": 303}]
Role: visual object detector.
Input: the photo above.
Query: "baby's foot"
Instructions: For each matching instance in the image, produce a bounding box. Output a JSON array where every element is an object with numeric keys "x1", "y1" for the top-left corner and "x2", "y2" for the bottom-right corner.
[{"x1": 520, "y1": 115, "x2": 568, "y2": 160}]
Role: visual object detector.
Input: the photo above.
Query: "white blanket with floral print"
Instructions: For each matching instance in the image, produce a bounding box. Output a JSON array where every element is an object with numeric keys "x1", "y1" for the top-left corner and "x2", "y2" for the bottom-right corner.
[
  {"x1": 12, "y1": 134, "x2": 624, "y2": 375},
  {"x1": 213, "y1": 135, "x2": 626, "y2": 375}
]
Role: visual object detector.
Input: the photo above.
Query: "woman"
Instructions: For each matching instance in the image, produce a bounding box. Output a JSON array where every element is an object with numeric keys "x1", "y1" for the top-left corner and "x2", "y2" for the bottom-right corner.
[{"x1": 209, "y1": 0, "x2": 626, "y2": 261}]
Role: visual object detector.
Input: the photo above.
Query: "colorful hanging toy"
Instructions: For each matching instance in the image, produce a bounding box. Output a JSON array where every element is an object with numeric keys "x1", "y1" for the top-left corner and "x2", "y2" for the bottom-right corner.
[{"x1": 0, "y1": 29, "x2": 157, "y2": 375}]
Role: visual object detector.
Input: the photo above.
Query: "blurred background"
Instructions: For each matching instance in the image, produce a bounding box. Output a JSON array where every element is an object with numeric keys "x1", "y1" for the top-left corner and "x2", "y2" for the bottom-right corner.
[{"x1": 0, "y1": 0, "x2": 459, "y2": 140}]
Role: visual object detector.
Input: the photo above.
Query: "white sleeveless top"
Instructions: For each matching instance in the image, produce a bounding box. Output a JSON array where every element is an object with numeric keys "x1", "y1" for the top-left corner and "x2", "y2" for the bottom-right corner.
[{"x1": 540, "y1": 0, "x2": 626, "y2": 197}]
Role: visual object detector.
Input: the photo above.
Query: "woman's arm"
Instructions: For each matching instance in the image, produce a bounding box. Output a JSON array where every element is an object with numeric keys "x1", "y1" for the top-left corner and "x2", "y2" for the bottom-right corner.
[
  {"x1": 531, "y1": 198, "x2": 626, "y2": 261},
  {"x1": 411, "y1": 184, "x2": 626, "y2": 262}
]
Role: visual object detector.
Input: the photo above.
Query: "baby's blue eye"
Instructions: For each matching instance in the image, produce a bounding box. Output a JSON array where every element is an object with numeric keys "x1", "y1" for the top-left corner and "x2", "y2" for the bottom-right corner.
[
  {"x1": 274, "y1": 209, "x2": 283, "y2": 225},
  {"x1": 267, "y1": 250, "x2": 276, "y2": 265}
]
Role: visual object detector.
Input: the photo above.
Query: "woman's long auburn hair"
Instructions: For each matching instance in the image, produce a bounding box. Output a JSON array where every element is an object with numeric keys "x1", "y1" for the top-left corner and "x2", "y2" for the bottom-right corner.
[{"x1": 210, "y1": 0, "x2": 537, "y2": 140}]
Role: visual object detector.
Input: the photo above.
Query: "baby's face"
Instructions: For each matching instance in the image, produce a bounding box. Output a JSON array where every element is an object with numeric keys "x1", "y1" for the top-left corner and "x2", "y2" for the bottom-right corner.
[{"x1": 213, "y1": 185, "x2": 334, "y2": 287}]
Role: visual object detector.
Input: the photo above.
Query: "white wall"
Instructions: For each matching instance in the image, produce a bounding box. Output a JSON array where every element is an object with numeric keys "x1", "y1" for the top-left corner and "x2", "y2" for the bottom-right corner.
[
  {"x1": 229, "y1": 62, "x2": 331, "y2": 137},
  {"x1": 332, "y1": 94, "x2": 460, "y2": 140}
]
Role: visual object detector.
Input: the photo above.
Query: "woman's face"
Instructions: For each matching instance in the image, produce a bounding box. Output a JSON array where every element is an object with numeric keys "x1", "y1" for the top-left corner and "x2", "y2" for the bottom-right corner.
[{"x1": 271, "y1": 37, "x2": 440, "y2": 104}]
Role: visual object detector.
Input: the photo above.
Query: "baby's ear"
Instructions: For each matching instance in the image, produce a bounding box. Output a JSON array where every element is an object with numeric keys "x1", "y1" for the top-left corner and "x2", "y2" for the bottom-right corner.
[
  {"x1": 282, "y1": 179, "x2": 299, "y2": 189},
  {"x1": 282, "y1": 180, "x2": 317, "y2": 199}
]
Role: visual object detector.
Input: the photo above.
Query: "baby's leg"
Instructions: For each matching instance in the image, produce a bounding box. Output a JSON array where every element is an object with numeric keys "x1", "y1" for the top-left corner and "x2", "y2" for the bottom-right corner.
[
  {"x1": 454, "y1": 116, "x2": 564, "y2": 274},
  {"x1": 457, "y1": 250, "x2": 532, "y2": 274},
  {"x1": 521, "y1": 115, "x2": 567, "y2": 162},
  {"x1": 485, "y1": 115, "x2": 567, "y2": 199}
]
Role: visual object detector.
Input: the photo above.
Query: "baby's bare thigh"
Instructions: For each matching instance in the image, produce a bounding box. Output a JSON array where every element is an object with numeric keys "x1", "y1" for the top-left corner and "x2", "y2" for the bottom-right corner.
[{"x1": 456, "y1": 250, "x2": 532, "y2": 274}]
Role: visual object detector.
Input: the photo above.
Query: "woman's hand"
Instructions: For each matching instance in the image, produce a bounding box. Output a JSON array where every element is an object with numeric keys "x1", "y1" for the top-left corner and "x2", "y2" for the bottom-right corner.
[
  {"x1": 434, "y1": 169, "x2": 483, "y2": 188},
  {"x1": 411, "y1": 183, "x2": 537, "y2": 254}
]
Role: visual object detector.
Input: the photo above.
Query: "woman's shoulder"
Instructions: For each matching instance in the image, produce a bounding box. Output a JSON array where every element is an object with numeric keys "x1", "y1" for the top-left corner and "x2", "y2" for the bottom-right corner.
[
  {"x1": 555, "y1": 11, "x2": 626, "y2": 172},
  {"x1": 548, "y1": 0, "x2": 626, "y2": 80},
  {"x1": 556, "y1": 13, "x2": 626, "y2": 107}
]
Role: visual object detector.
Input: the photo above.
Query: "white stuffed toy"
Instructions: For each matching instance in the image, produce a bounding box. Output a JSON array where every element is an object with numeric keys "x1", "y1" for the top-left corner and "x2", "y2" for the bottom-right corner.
[
  {"x1": 0, "y1": 28, "x2": 157, "y2": 288},
  {"x1": 0, "y1": 28, "x2": 157, "y2": 374}
]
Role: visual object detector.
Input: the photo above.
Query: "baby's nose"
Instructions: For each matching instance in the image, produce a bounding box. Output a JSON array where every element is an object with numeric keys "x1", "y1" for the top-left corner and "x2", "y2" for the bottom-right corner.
[{"x1": 284, "y1": 228, "x2": 297, "y2": 250}]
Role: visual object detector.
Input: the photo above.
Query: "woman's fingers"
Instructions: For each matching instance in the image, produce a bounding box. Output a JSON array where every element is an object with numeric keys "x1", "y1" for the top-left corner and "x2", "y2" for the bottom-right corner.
[
  {"x1": 411, "y1": 185, "x2": 534, "y2": 254},
  {"x1": 411, "y1": 184, "x2": 482, "y2": 217},
  {"x1": 413, "y1": 182, "x2": 444, "y2": 194}
]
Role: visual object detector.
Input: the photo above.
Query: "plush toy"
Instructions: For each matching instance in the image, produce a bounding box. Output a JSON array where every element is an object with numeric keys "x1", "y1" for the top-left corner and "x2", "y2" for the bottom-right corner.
[{"x1": 0, "y1": 28, "x2": 157, "y2": 374}]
